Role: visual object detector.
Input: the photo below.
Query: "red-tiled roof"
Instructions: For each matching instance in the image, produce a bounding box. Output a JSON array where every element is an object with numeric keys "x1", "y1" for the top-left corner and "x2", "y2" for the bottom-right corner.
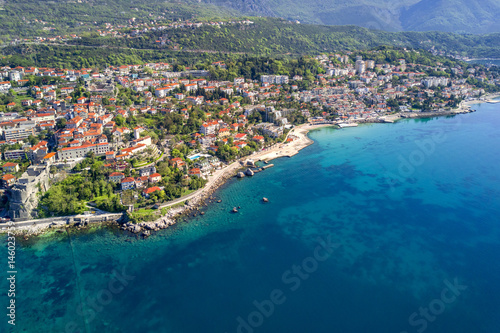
[
  {"x1": 109, "y1": 172, "x2": 124, "y2": 177},
  {"x1": 2, "y1": 174, "x2": 15, "y2": 181},
  {"x1": 143, "y1": 186, "x2": 161, "y2": 195}
]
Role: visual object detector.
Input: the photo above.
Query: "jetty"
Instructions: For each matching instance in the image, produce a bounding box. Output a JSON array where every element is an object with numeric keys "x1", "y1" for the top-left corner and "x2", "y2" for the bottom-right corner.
[{"x1": 338, "y1": 122, "x2": 359, "y2": 128}]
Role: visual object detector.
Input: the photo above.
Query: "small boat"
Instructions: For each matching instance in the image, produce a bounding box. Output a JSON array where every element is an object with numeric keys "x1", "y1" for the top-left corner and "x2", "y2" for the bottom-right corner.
[
  {"x1": 232, "y1": 207, "x2": 239, "y2": 213},
  {"x1": 262, "y1": 197, "x2": 269, "y2": 203}
]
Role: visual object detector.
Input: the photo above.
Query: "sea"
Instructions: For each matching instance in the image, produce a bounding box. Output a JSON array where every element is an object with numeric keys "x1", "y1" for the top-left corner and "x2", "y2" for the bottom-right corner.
[{"x1": 2, "y1": 101, "x2": 500, "y2": 333}]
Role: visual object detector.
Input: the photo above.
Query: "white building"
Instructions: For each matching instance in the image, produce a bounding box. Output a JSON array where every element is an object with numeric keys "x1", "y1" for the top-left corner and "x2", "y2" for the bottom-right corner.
[
  {"x1": 422, "y1": 77, "x2": 449, "y2": 88},
  {"x1": 355, "y1": 60, "x2": 366, "y2": 75},
  {"x1": 261, "y1": 75, "x2": 289, "y2": 85},
  {"x1": 0, "y1": 81, "x2": 12, "y2": 92},
  {"x1": 57, "y1": 143, "x2": 110, "y2": 161}
]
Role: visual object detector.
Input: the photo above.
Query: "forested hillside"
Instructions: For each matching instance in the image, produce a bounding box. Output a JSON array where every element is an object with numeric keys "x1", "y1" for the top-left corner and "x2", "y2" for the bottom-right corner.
[
  {"x1": 66, "y1": 18, "x2": 500, "y2": 58},
  {"x1": 0, "y1": 0, "x2": 239, "y2": 42}
]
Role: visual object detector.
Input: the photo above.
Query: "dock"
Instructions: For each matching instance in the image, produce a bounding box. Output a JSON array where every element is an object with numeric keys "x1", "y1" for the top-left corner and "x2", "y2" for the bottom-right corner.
[{"x1": 338, "y1": 122, "x2": 359, "y2": 128}]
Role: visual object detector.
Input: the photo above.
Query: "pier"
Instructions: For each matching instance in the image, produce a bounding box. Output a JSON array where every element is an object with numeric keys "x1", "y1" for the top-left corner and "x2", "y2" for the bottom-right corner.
[{"x1": 261, "y1": 164, "x2": 274, "y2": 170}]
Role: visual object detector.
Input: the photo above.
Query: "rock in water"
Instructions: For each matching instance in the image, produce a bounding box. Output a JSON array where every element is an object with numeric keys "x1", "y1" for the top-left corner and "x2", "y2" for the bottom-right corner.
[
  {"x1": 245, "y1": 168, "x2": 254, "y2": 176},
  {"x1": 237, "y1": 172, "x2": 246, "y2": 178}
]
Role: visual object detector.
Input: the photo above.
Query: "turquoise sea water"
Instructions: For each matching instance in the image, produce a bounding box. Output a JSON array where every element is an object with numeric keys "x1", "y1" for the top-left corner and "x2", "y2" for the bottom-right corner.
[{"x1": 2, "y1": 103, "x2": 500, "y2": 333}]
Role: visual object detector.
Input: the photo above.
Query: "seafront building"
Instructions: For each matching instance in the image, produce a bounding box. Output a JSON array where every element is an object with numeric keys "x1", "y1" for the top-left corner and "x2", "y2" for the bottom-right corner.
[{"x1": 0, "y1": 51, "x2": 495, "y2": 220}]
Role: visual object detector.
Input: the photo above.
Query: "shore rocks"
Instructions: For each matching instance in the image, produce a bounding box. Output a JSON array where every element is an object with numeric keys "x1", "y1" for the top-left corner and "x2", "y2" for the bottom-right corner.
[
  {"x1": 122, "y1": 218, "x2": 176, "y2": 234},
  {"x1": 237, "y1": 172, "x2": 245, "y2": 178},
  {"x1": 245, "y1": 168, "x2": 255, "y2": 176}
]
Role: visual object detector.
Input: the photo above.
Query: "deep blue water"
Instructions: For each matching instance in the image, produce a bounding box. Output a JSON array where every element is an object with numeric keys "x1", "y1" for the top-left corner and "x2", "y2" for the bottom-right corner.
[{"x1": 2, "y1": 102, "x2": 500, "y2": 333}]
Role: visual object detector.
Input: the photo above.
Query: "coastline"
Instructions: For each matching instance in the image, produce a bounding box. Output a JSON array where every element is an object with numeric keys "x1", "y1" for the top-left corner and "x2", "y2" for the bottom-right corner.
[
  {"x1": 120, "y1": 122, "x2": 326, "y2": 236},
  {"x1": 129, "y1": 92, "x2": 500, "y2": 234},
  {"x1": 4, "y1": 122, "x2": 325, "y2": 237},
  {"x1": 367, "y1": 93, "x2": 500, "y2": 123},
  {"x1": 6, "y1": 94, "x2": 499, "y2": 237}
]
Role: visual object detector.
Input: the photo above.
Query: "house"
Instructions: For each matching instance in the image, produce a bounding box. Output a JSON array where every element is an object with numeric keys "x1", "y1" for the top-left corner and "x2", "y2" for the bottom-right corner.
[
  {"x1": 143, "y1": 186, "x2": 162, "y2": 198},
  {"x1": 234, "y1": 133, "x2": 247, "y2": 141},
  {"x1": 188, "y1": 168, "x2": 201, "y2": 177},
  {"x1": 200, "y1": 120, "x2": 219, "y2": 135},
  {"x1": 1, "y1": 174, "x2": 16, "y2": 187},
  {"x1": 106, "y1": 151, "x2": 116, "y2": 161},
  {"x1": 109, "y1": 172, "x2": 125, "y2": 183},
  {"x1": 2, "y1": 162, "x2": 19, "y2": 173},
  {"x1": 67, "y1": 116, "x2": 83, "y2": 129},
  {"x1": 234, "y1": 141, "x2": 247, "y2": 148},
  {"x1": 121, "y1": 177, "x2": 135, "y2": 190},
  {"x1": 28, "y1": 140, "x2": 49, "y2": 163},
  {"x1": 200, "y1": 134, "x2": 217, "y2": 146},
  {"x1": 148, "y1": 173, "x2": 162, "y2": 183},
  {"x1": 253, "y1": 135, "x2": 265, "y2": 144},
  {"x1": 0, "y1": 81, "x2": 12, "y2": 92},
  {"x1": 170, "y1": 157, "x2": 186, "y2": 169},
  {"x1": 3, "y1": 150, "x2": 26, "y2": 161},
  {"x1": 135, "y1": 176, "x2": 149, "y2": 188},
  {"x1": 218, "y1": 128, "x2": 230, "y2": 137},
  {"x1": 138, "y1": 165, "x2": 156, "y2": 177},
  {"x1": 41, "y1": 152, "x2": 56, "y2": 165},
  {"x1": 77, "y1": 96, "x2": 87, "y2": 104},
  {"x1": 57, "y1": 142, "x2": 110, "y2": 160}
]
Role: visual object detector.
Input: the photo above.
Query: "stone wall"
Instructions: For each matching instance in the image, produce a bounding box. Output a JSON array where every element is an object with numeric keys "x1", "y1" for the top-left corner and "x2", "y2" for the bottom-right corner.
[{"x1": 8, "y1": 165, "x2": 50, "y2": 221}]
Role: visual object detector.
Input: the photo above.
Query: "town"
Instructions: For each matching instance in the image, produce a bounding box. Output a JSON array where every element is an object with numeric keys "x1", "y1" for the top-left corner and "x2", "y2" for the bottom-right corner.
[{"x1": 0, "y1": 50, "x2": 499, "y2": 223}]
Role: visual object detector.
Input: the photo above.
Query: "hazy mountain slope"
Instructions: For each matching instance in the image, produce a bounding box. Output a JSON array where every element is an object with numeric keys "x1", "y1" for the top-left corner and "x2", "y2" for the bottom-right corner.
[
  {"x1": 202, "y1": 0, "x2": 500, "y2": 33},
  {"x1": 402, "y1": 0, "x2": 500, "y2": 33}
]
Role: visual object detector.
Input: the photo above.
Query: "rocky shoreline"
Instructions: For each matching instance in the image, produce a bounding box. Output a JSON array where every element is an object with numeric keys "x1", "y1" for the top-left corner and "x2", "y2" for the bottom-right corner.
[
  {"x1": 119, "y1": 163, "x2": 242, "y2": 237},
  {"x1": 9, "y1": 95, "x2": 499, "y2": 239}
]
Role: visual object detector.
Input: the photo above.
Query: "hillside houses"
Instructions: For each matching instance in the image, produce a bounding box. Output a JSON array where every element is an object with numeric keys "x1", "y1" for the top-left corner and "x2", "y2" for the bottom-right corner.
[{"x1": 0, "y1": 50, "x2": 497, "y2": 220}]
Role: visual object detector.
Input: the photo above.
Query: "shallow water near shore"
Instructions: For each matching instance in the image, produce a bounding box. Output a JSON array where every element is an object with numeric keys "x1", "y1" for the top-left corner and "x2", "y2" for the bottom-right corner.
[{"x1": 2, "y1": 102, "x2": 500, "y2": 333}]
